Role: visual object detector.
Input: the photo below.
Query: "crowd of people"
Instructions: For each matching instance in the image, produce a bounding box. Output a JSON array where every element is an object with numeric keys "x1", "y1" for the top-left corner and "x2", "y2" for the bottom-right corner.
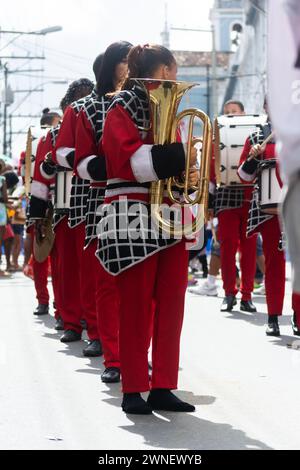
[{"x1": 1, "y1": 39, "x2": 297, "y2": 416}]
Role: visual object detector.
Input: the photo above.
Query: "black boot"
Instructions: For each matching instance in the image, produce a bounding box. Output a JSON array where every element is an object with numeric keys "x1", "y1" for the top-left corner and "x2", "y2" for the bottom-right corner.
[
  {"x1": 33, "y1": 304, "x2": 49, "y2": 316},
  {"x1": 240, "y1": 300, "x2": 257, "y2": 313},
  {"x1": 266, "y1": 315, "x2": 280, "y2": 336},
  {"x1": 83, "y1": 340, "x2": 103, "y2": 357},
  {"x1": 60, "y1": 329, "x2": 82, "y2": 343},
  {"x1": 292, "y1": 312, "x2": 300, "y2": 336},
  {"x1": 80, "y1": 319, "x2": 87, "y2": 330},
  {"x1": 122, "y1": 393, "x2": 153, "y2": 415},
  {"x1": 54, "y1": 316, "x2": 64, "y2": 331},
  {"x1": 147, "y1": 389, "x2": 195, "y2": 412},
  {"x1": 101, "y1": 367, "x2": 121, "y2": 383},
  {"x1": 221, "y1": 295, "x2": 237, "y2": 312}
]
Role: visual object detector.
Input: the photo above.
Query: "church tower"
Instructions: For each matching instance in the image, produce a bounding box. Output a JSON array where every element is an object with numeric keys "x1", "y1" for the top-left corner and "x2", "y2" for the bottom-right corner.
[{"x1": 212, "y1": 0, "x2": 246, "y2": 52}]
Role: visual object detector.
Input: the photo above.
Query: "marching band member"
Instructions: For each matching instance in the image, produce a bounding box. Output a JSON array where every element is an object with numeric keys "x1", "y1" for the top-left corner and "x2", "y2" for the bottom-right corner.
[
  {"x1": 238, "y1": 98, "x2": 300, "y2": 336},
  {"x1": 40, "y1": 78, "x2": 97, "y2": 346},
  {"x1": 211, "y1": 101, "x2": 257, "y2": 313},
  {"x1": 75, "y1": 41, "x2": 132, "y2": 382},
  {"x1": 98, "y1": 44, "x2": 197, "y2": 415},
  {"x1": 25, "y1": 109, "x2": 61, "y2": 317}
]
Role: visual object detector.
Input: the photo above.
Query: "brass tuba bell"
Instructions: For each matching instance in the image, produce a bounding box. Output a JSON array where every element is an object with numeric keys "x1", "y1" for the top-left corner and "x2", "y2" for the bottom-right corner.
[{"x1": 133, "y1": 78, "x2": 212, "y2": 238}]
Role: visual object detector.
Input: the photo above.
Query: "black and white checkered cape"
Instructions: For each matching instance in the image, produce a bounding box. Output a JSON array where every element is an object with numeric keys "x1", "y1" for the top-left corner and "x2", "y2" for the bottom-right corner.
[
  {"x1": 246, "y1": 123, "x2": 275, "y2": 236},
  {"x1": 81, "y1": 94, "x2": 111, "y2": 246},
  {"x1": 84, "y1": 186, "x2": 105, "y2": 248},
  {"x1": 214, "y1": 186, "x2": 244, "y2": 215},
  {"x1": 68, "y1": 94, "x2": 96, "y2": 228},
  {"x1": 95, "y1": 85, "x2": 180, "y2": 275}
]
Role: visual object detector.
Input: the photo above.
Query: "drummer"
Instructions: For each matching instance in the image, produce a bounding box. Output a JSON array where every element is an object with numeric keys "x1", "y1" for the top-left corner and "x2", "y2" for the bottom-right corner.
[
  {"x1": 238, "y1": 97, "x2": 300, "y2": 336},
  {"x1": 199, "y1": 100, "x2": 258, "y2": 313}
]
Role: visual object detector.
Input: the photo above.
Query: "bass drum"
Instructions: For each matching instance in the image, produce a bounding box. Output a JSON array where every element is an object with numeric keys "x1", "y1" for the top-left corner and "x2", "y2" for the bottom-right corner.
[
  {"x1": 214, "y1": 114, "x2": 267, "y2": 187},
  {"x1": 258, "y1": 159, "x2": 282, "y2": 215}
]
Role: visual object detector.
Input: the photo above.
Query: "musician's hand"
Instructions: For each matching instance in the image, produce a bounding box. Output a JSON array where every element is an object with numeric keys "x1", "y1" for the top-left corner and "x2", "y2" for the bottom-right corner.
[
  {"x1": 208, "y1": 208, "x2": 214, "y2": 219},
  {"x1": 44, "y1": 151, "x2": 54, "y2": 166},
  {"x1": 188, "y1": 168, "x2": 200, "y2": 187},
  {"x1": 189, "y1": 146, "x2": 198, "y2": 167},
  {"x1": 249, "y1": 144, "x2": 266, "y2": 158}
]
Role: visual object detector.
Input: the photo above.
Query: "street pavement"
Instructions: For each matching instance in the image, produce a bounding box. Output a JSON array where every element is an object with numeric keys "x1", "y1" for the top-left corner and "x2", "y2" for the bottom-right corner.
[{"x1": 1, "y1": 267, "x2": 300, "y2": 450}]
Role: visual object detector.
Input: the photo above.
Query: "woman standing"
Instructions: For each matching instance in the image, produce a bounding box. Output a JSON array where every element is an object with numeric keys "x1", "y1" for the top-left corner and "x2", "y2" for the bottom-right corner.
[
  {"x1": 0, "y1": 172, "x2": 9, "y2": 277},
  {"x1": 98, "y1": 45, "x2": 197, "y2": 414}
]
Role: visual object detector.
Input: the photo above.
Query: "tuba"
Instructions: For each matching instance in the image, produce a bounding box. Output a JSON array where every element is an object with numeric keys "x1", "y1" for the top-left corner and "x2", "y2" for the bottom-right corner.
[{"x1": 134, "y1": 79, "x2": 212, "y2": 237}]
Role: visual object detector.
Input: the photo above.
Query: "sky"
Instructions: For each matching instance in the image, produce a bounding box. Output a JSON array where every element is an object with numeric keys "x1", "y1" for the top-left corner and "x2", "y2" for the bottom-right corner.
[{"x1": 0, "y1": 0, "x2": 214, "y2": 158}]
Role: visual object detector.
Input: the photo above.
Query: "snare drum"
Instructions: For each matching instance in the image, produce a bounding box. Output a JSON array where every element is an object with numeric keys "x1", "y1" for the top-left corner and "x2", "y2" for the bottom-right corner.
[
  {"x1": 214, "y1": 114, "x2": 267, "y2": 186},
  {"x1": 258, "y1": 159, "x2": 282, "y2": 215},
  {"x1": 54, "y1": 168, "x2": 73, "y2": 214}
]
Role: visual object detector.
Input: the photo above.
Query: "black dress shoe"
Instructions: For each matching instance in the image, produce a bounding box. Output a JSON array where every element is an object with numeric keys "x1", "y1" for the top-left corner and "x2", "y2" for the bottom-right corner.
[
  {"x1": 292, "y1": 313, "x2": 300, "y2": 336},
  {"x1": 147, "y1": 389, "x2": 195, "y2": 412},
  {"x1": 83, "y1": 340, "x2": 103, "y2": 357},
  {"x1": 266, "y1": 316, "x2": 280, "y2": 336},
  {"x1": 101, "y1": 367, "x2": 121, "y2": 383},
  {"x1": 54, "y1": 316, "x2": 64, "y2": 331},
  {"x1": 60, "y1": 330, "x2": 82, "y2": 343},
  {"x1": 122, "y1": 393, "x2": 153, "y2": 415},
  {"x1": 33, "y1": 304, "x2": 49, "y2": 316},
  {"x1": 240, "y1": 300, "x2": 257, "y2": 313},
  {"x1": 221, "y1": 295, "x2": 237, "y2": 312}
]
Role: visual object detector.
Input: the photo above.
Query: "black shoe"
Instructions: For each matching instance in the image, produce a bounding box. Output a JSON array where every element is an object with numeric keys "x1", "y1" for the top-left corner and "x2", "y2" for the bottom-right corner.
[
  {"x1": 292, "y1": 313, "x2": 300, "y2": 336},
  {"x1": 147, "y1": 389, "x2": 195, "y2": 412},
  {"x1": 60, "y1": 329, "x2": 82, "y2": 343},
  {"x1": 240, "y1": 300, "x2": 257, "y2": 313},
  {"x1": 80, "y1": 319, "x2": 87, "y2": 330},
  {"x1": 83, "y1": 340, "x2": 103, "y2": 357},
  {"x1": 101, "y1": 367, "x2": 121, "y2": 383},
  {"x1": 54, "y1": 316, "x2": 64, "y2": 331},
  {"x1": 221, "y1": 295, "x2": 237, "y2": 312},
  {"x1": 122, "y1": 393, "x2": 153, "y2": 415},
  {"x1": 33, "y1": 304, "x2": 49, "y2": 316},
  {"x1": 266, "y1": 316, "x2": 280, "y2": 336}
]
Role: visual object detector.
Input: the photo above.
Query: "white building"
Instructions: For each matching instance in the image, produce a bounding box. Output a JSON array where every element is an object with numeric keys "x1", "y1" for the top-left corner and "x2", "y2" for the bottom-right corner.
[{"x1": 212, "y1": 0, "x2": 268, "y2": 114}]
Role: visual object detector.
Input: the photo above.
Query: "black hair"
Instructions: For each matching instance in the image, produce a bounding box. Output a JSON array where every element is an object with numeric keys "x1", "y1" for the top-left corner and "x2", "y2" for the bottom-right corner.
[
  {"x1": 40, "y1": 108, "x2": 61, "y2": 126},
  {"x1": 96, "y1": 41, "x2": 132, "y2": 96},
  {"x1": 122, "y1": 44, "x2": 176, "y2": 90},
  {"x1": 224, "y1": 100, "x2": 245, "y2": 112},
  {"x1": 93, "y1": 53, "x2": 104, "y2": 83},
  {"x1": 59, "y1": 78, "x2": 94, "y2": 111}
]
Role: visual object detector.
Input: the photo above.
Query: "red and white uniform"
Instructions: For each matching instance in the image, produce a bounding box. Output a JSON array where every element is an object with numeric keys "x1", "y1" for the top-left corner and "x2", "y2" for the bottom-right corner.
[
  {"x1": 98, "y1": 85, "x2": 189, "y2": 393},
  {"x1": 210, "y1": 145, "x2": 257, "y2": 301},
  {"x1": 29, "y1": 130, "x2": 61, "y2": 316},
  {"x1": 74, "y1": 93, "x2": 120, "y2": 368},
  {"x1": 238, "y1": 123, "x2": 300, "y2": 321},
  {"x1": 48, "y1": 97, "x2": 99, "y2": 339}
]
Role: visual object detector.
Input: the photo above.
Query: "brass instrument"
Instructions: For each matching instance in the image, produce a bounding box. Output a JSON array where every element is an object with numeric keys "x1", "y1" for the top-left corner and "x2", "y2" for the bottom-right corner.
[
  {"x1": 134, "y1": 78, "x2": 212, "y2": 237},
  {"x1": 33, "y1": 206, "x2": 55, "y2": 262}
]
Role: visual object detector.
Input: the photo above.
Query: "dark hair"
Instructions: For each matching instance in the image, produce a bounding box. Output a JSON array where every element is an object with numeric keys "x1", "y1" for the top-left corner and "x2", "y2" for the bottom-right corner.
[
  {"x1": 224, "y1": 100, "x2": 245, "y2": 112},
  {"x1": 96, "y1": 41, "x2": 132, "y2": 96},
  {"x1": 59, "y1": 78, "x2": 94, "y2": 111},
  {"x1": 40, "y1": 108, "x2": 61, "y2": 126},
  {"x1": 93, "y1": 53, "x2": 104, "y2": 83},
  {"x1": 123, "y1": 44, "x2": 176, "y2": 89}
]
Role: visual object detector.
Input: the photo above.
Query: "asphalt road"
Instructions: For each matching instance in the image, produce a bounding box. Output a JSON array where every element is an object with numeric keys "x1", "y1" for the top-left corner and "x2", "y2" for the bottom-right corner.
[{"x1": 1, "y1": 268, "x2": 300, "y2": 450}]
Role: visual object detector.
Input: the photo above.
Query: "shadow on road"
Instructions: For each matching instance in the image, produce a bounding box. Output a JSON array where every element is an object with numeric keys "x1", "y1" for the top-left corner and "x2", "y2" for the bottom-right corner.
[{"x1": 118, "y1": 396, "x2": 272, "y2": 450}]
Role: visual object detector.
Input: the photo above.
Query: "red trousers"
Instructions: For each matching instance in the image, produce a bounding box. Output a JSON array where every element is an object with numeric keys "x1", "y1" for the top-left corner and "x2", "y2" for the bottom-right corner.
[
  {"x1": 218, "y1": 203, "x2": 257, "y2": 300},
  {"x1": 86, "y1": 240, "x2": 120, "y2": 368},
  {"x1": 54, "y1": 218, "x2": 83, "y2": 333},
  {"x1": 30, "y1": 228, "x2": 60, "y2": 319},
  {"x1": 72, "y1": 223, "x2": 98, "y2": 340},
  {"x1": 117, "y1": 240, "x2": 189, "y2": 393}
]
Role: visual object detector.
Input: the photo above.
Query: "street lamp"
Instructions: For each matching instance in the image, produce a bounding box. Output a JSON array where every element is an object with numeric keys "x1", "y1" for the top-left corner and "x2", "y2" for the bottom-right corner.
[{"x1": 0, "y1": 26, "x2": 63, "y2": 36}]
